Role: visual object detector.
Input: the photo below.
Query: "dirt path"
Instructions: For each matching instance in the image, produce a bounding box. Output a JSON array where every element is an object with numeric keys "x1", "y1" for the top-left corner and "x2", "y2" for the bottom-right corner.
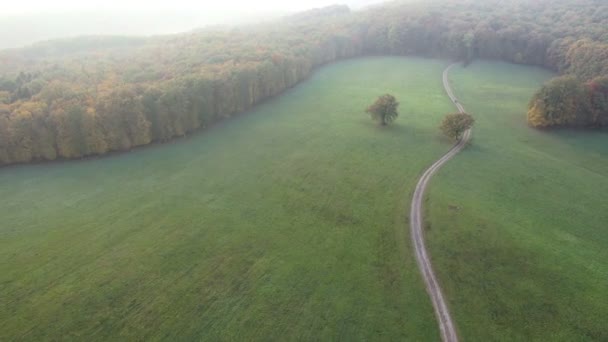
[{"x1": 409, "y1": 63, "x2": 470, "y2": 342}]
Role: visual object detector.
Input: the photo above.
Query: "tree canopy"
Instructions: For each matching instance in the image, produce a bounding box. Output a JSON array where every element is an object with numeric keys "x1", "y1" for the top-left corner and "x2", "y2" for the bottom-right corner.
[
  {"x1": 528, "y1": 75, "x2": 608, "y2": 128},
  {"x1": 366, "y1": 94, "x2": 399, "y2": 126},
  {"x1": 0, "y1": 0, "x2": 607, "y2": 165},
  {"x1": 440, "y1": 113, "x2": 475, "y2": 141}
]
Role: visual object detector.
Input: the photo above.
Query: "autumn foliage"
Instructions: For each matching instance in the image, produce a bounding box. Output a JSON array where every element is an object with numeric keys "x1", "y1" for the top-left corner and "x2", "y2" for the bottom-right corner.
[
  {"x1": 527, "y1": 76, "x2": 608, "y2": 128},
  {"x1": 0, "y1": 0, "x2": 607, "y2": 165},
  {"x1": 440, "y1": 113, "x2": 475, "y2": 141}
]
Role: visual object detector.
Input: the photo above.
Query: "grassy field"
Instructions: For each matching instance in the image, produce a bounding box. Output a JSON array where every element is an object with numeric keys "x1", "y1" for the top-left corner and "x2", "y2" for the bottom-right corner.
[
  {"x1": 427, "y1": 61, "x2": 608, "y2": 341},
  {"x1": 1, "y1": 57, "x2": 457, "y2": 340},
  {"x1": 3, "y1": 58, "x2": 606, "y2": 341}
]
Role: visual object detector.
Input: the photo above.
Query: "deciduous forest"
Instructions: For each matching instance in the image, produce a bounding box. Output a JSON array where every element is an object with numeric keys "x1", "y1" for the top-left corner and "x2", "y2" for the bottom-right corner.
[{"x1": 0, "y1": 0, "x2": 607, "y2": 165}]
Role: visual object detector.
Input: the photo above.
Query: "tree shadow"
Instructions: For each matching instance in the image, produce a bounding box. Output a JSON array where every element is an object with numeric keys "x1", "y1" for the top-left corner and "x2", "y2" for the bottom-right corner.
[
  {"x1": 358, "y1": 119, "x2": 416, "y2": 136},
  {"x1": 535, "y1": 127, "x2": 608, "y2": 155}
]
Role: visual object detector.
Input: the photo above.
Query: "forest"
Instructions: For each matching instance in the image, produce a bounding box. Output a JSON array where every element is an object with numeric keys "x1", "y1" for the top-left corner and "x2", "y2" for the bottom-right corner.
[{"x1": 0, "y1": 0, "x2": 607, "y2": 165}]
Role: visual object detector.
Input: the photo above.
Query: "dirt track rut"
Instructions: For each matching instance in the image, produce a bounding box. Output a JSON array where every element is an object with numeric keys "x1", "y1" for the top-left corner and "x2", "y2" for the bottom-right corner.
[{"x1": 409, "y1": 63, "x2": 470, "y2": 342}]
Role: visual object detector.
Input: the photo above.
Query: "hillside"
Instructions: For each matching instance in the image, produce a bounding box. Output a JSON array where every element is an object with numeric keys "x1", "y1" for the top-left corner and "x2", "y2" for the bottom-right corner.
[{"x1": 0, "y1": 0, "x2": 607, "y2": 165}]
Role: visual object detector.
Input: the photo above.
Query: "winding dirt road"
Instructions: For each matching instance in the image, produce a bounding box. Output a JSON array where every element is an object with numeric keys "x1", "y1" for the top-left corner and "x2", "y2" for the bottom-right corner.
[{"x1": 409, "y1": 63, "x2": 470, "y2": 342}]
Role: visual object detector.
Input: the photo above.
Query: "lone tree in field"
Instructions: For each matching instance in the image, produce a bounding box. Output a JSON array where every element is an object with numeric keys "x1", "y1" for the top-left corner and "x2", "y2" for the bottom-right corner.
[
  {"x1": 366, "y1": 94, "x2": 399, "y2": 126},
  {"x1": 440, "y1": 112, "x2": 474, "y2": 140}
]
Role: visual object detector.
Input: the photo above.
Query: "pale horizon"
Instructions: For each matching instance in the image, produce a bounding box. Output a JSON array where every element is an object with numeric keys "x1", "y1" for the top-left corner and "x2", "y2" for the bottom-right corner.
[
  {"x1": 0, "y1": 0, "x2": 387, "y2": 49},
  {"x1": 0, "y1": 0, "x2": 381, "y2": 16}
]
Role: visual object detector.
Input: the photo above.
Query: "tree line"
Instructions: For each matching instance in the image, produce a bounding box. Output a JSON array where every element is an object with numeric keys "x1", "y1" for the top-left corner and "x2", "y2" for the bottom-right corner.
[
  {"x1": 528, "y1": 75, "x2": 608, "y2": 128},
  {"x1": 1, "y1": 0, "x2": 607, "y2": 165}
]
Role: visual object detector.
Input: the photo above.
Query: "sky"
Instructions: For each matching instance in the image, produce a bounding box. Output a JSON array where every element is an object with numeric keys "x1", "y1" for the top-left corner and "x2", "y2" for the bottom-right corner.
[
  {"x1": 0, "y1": 0, "x2": 386, "y2": 49},
  {"x1": 0, "y1": 0, "x2": 378, "y2": 15}
]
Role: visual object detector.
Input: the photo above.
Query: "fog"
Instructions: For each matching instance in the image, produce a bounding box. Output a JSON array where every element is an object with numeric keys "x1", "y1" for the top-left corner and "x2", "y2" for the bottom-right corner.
[{"x1": 0, "y1": 0, "x2": 385, "y2": 49}]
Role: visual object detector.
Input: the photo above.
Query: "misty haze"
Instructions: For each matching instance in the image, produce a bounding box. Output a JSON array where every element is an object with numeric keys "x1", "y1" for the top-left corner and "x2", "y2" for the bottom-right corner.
[
  {"x1": 1, "y1": 0, "x2": 607, "y2": 341},
  {"x1": 0, "y1": 0, "x2": 384, "y2": 49}
]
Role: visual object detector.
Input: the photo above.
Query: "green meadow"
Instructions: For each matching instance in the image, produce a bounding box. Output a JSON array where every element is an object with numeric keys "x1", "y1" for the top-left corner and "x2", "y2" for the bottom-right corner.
[
  {"x1": 428, "y1": 61, "x2": 608, "y2": 341},
  {"x1": 1, "y1": 57, "x2": 451, "y2": 340},
  {"x1": 1, "y1": 57, "x2": 606, "y2": 341}
]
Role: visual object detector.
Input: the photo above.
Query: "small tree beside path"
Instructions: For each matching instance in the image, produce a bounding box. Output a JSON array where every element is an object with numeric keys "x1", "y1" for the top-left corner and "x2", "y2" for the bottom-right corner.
[{"x1": 440, "y1": 112, "x2": 474, "y2": 140}]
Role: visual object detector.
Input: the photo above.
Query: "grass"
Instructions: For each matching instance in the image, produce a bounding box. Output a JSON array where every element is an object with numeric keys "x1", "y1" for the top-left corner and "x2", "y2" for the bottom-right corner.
[
  {"x1": 3, "y1": 58, "x2": 606, "y2": 341},
  {"x1": 1, "y1": 57, "x2": 457, "y2": 341},
  {"x1": 427, "y1": 61, "x2": 608, "y2": 341}
]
